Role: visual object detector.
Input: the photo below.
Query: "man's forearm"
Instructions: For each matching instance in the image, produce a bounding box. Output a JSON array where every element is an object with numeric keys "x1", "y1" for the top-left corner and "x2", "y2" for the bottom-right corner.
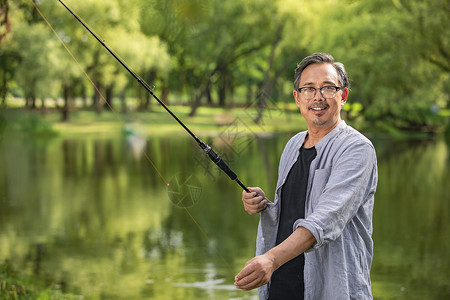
[
  {"x1": 234, "y1": 226, "x2": 316, "y2": 291},
  {"x1": 265, "y1": 226, "x2": 316, "y2": 270}
]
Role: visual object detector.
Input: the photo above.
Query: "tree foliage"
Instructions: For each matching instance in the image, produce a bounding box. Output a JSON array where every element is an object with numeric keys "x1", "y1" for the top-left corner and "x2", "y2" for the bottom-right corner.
[{"x1": 1, "y1": 0, "x2": 448, "y2": 130}]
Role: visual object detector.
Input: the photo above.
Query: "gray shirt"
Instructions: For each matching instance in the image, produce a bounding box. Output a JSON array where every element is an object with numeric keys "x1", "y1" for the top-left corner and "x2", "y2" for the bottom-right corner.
[{"x1": 256, "y1": 121, "x2": 378, "y2": 300}]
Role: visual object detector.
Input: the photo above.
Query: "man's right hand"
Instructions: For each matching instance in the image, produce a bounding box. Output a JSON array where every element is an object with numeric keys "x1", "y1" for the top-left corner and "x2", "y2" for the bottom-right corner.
[{"x1": 242, "y1": 187, "x2": 269, "y2": 215}]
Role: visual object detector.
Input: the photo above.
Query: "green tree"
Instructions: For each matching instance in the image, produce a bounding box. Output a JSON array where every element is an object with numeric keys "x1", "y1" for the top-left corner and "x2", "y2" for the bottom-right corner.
[
  {"x1": 0, "y1": 0, "x2": 10, "y2": 43},
  {"x1": 304, "y1": 0, "x2": 449, "y2": 130},
  {"x1": 49, "y1": 0, "x2": 171, "y2": 114},
  {"x1": 0, "y1": 0, "x2": 15, "y2": 108},
  {"x1": 4, "y1": 0, "x2": 448, "y2": 131},
  {"x1": 7, "y1": 1, "x2": 61, "y2": 110},
  {"x1": 140, "y1": 0, "x2": 282, "y2": 115}
]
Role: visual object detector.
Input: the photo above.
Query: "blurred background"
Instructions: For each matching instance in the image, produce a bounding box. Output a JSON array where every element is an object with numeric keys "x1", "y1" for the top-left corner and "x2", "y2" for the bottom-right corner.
[{"x1": 0, "y1": 0, "x2": 449, "y2": 299}]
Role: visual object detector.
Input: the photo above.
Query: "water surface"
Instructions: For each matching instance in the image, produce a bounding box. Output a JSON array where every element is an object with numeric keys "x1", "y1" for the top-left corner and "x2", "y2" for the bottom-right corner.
[{"x1": 0, "y1": 130, "x2": 448, "y2": 299}]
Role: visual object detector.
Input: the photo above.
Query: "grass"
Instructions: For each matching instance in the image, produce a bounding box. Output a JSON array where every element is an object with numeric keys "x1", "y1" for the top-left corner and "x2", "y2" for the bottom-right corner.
[
  {"x1": 3, "y1": 97, "x2": 450, "y2": 147},
  {"x1": 1, "y1": 103, "x2": 307, "y2": 139},
  {"x1": 3, "y1": 95, "x2": 448, "y2": 139},
  {"x1": 2, "y1": 103, "x2": 448, "y2": 143},
  {"x1": 0, "y1": 263, "x2": 81, "y2": 300}
]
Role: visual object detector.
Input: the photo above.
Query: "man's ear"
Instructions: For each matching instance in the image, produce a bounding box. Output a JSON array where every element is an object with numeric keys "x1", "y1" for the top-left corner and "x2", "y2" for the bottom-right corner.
[
  {"x1": 341, "y1": 88, "x2": 349, "y2": 105},
  {"x1": 293, "y1": 90, "x2": 301, "y2": 107}
]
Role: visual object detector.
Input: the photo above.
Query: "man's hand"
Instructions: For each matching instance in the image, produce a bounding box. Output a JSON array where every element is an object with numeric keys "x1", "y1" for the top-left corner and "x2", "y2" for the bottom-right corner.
[
  {"x1": 234, "y1": 227, "x2": 316, "y2": 291},
  {"x1": 242, "y1": 187, "x2": 269, "y2": 215},
  {"x1": 234, "y1": 254, "x2": 276, "y2": 291}
]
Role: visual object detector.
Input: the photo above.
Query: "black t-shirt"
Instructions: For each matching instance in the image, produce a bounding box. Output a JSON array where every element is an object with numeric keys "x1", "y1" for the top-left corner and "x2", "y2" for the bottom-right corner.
[{"x1": 268, "y1": 146, "x2": 317, "y2": 300}]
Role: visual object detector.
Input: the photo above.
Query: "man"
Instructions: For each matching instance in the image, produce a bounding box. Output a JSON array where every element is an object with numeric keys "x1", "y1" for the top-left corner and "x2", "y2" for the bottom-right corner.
[{"x1": 234, "y1": 52, "x2": 378, "y2": 300}]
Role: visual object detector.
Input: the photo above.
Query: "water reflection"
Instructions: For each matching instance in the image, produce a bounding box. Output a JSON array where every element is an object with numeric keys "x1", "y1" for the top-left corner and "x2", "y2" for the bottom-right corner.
[
  {"x1": 0, "y1": 131, "x2": 449, "y2": 299},
  {"x1": 371, "y1": 137, "x2": 450, "y2": 299}
]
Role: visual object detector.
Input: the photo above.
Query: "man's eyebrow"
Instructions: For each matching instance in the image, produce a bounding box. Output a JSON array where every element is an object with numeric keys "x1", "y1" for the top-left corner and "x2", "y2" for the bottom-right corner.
[{"x1": 302, "y1": 80, "x2": 337, "y2": 86}]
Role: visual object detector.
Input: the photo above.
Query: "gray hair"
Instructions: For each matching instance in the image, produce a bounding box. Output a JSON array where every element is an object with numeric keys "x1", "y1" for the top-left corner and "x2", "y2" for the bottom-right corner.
[{"x1": 293, "y1": 52, "x2": 350, "y2": 90}]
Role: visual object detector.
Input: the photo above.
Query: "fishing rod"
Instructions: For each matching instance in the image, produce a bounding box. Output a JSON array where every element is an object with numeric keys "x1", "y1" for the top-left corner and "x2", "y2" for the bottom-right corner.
[{"x1": 58, "y1": 0, "x2": 250, "y2": 193}]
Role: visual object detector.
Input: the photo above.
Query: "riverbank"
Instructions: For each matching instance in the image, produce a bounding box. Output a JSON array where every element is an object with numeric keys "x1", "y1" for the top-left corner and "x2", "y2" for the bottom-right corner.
[
  {"x1": 1, "y1": 106, "x2": 447, "y2": 141},
  {"x1": 1, "y1": 105, "x2": 306, "y2": 138}
]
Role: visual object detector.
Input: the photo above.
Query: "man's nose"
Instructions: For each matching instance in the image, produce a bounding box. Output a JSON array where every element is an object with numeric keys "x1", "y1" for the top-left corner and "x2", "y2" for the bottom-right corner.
[{"x1": 313, "y1": 88, "x2": 325, "y2": 101}]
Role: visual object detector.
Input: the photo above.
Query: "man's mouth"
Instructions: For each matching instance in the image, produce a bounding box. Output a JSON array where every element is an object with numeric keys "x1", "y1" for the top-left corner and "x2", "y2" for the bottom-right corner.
[{"x1": 309, "y1": 104, "x2": 329, "y2": 111}]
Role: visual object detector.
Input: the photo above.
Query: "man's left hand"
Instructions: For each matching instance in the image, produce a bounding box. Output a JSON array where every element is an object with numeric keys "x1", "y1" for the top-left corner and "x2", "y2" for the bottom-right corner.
[{"x1": 234, "y1": 254, "x2": 276, "y2": 291}]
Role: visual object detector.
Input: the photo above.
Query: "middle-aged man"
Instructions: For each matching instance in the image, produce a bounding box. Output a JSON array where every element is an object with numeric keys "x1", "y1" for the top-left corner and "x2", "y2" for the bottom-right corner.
[{"x1": 234, "y1": 52, "x2": 378, "y2": 300}]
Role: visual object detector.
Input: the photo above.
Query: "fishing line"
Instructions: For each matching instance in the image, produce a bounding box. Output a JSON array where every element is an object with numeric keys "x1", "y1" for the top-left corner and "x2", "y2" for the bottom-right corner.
[
  {"x1": 30, "y1": 0, "x2": 169, "y2": 187},
  {"x1": 31, "y1": 0, "x2": 239, "y2": 275},
  {"x1": 57, "y1": 0, "x2": 250, "y2": 194}
]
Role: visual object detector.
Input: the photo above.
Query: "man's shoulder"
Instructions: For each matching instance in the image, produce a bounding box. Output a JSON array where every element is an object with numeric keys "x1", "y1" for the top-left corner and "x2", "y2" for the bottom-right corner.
[
  {"x1": 338, "y1": 124, "x2": 375, "y2": 148},
  {"x1": 278, "y1": 131, "x2": 307, "y2": 163},
  {"x1": 329, "y1": 124, "x2": 377, "y2": 164},
  {"x1": 285, "y1": 130, "x2": 308, "y2": 147}
]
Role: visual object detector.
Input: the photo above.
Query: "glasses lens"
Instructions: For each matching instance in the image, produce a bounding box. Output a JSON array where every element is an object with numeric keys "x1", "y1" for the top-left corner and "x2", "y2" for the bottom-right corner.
[
  {"x1": 321, "y1": 87, "x2": 338, "y2": 98},
  {"x1": 298, "y1": 87, "x2": 339, "y2": 100},
  {"x1": 300, "y1": 88, "x2": 315, "y2": 100}
]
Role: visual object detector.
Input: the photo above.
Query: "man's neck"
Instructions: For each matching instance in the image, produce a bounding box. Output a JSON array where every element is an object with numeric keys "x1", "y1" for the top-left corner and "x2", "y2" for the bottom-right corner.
[{"x1": 304, "y1": 120, "x2": 342, "y2": 148}]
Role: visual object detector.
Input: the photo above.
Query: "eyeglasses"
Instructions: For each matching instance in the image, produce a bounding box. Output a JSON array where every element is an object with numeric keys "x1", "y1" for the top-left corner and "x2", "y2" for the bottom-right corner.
[{"x1": 296, "y1": 86, "x2": 341, "y2": 100}]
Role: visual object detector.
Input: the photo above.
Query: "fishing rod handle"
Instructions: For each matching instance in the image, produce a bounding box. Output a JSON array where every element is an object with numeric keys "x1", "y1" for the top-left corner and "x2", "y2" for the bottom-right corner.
[
  {"x1": 203, "y1": 144, "x2": 236, "y2": 180},
  {"x1": 200, "y1": 142, "x2": 250, "y2": 193}
]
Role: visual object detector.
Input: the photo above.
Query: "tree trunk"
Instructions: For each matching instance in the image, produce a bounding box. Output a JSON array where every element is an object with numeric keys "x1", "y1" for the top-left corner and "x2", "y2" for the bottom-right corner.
[
  {"x1": 161, "y1": 84, "x2": 169, "y2": 105},
  {"x1": 104, "y1": 84, "x2": 114, "y2": 110},
  {"x1": 91, "y1": 80, "x2": 99, "y2": 109},
  {"x1": 189, "y1": 78, "x2": 212, "y2": 117},
  {"x1": 90, "y1": 68, "x2": 104, "y2": 114},
  {"x1": 246, "y1": 82, "x2": 254, "y2": 106},
  {"x1": 30, "y1": 96, "x2": 37, "y2": 109},
  {"x1": 0, "y1": 67, "x2": 6, "y2": 108},
  {"x1": 61, "y1": 85, "x2": 70, "y2": 122},
  {"x1": 0, "y1": 0, "x2": 11, "y2": 44},
  {"x1": 218, "y1": 76, "x2": 226, "y2": 107},
  {"x1": 81, "y1": 84, "x2": 88, "y2": 108},
  {"x1": 189, "y1": 67, "x2": 220, "y2": 116},
  {"x1": 218, "y1": 72, "x2": 233, "y2": 108},
  {"x1": 142, "y1": 70, "x2": 156, "y2": 111},
  {"x1": 206, "y1": 84, "x2": 213, "y2": 105},
  {"x1": 120, "y1": 86, "x2": 127, "y2": 113},
  {"x1": 254, "y1": 24, "x2": 283, "y2": 125}
]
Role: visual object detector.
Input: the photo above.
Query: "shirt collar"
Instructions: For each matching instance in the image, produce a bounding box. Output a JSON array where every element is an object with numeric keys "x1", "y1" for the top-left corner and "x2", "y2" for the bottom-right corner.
[{"x1": 313, "y1": 120, "x2": 347, "y2": 151}]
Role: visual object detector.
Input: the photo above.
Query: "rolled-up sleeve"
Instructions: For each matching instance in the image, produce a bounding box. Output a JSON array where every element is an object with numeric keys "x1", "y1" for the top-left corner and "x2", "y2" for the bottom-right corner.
[{"x1": 294, "y1": 140, "x2": 377, "y2": 250}]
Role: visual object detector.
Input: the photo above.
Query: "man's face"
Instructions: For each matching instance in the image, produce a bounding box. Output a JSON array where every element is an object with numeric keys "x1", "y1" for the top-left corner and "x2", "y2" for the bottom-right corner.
[{"x1": 293, "y1": 63, "x2": 348, "y2": 131}]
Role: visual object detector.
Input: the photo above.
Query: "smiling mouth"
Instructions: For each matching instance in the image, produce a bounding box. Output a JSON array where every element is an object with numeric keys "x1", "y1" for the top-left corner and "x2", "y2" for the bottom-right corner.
[{"x1": 309, "y1": 104, "x2": 328, "y2": 111}]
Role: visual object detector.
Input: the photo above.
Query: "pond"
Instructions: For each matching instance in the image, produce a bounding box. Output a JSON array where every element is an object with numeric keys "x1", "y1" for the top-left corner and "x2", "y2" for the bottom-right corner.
[{"x1": 0, "y1": 127, "x2": 449, "y2": 299}]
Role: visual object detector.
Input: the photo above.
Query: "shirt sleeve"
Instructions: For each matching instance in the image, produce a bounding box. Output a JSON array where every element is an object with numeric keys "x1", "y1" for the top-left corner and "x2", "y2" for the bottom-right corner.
[{"x1": 293, "y1": 140, "x2": 378, "y2": 250}]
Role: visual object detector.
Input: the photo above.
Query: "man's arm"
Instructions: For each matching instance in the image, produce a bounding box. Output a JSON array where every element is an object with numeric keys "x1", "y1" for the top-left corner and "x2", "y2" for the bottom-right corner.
[
  {"x1": 234, "y1": 226, "x2": 316, "y2": 291},
  {"x1": 296, "y1": 141, "x2": 377, "y2": 249}
]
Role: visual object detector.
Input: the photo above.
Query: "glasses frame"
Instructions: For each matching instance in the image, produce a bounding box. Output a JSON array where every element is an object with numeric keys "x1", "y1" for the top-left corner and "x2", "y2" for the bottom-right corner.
[{"x1": 296, "y1": 86, "x2": 342, "y2": 100}]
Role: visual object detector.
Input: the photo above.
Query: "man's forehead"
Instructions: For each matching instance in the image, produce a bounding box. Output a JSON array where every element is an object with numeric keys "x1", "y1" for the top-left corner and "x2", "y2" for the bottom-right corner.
[{"x1": 299, "y1": 63, "x2": 339, "y2": 86}]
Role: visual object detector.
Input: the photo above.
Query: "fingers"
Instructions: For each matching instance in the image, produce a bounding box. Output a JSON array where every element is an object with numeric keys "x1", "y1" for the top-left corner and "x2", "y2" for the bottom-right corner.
[
  {"x1": 242, "y1": 197, "x2": 267, "y2": 215},
  {"x1": 234, "y1": 264, "x2": 261, "y2": 290},
  {"x1": 234, "y1": 256, "x2": 273, "y2": 291},
  {"x1": 242, "y1": 193, "x2": 263, "y2": 204},
  {"x1": 244, "y1": 187, "x2": 265, "y2": 199},
  {"x1": 235, "y1": 272, "x2": 263, "y2": 290},
  {"x1": 242, "y1": 187, "x2": 268, "y2": 215}
]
